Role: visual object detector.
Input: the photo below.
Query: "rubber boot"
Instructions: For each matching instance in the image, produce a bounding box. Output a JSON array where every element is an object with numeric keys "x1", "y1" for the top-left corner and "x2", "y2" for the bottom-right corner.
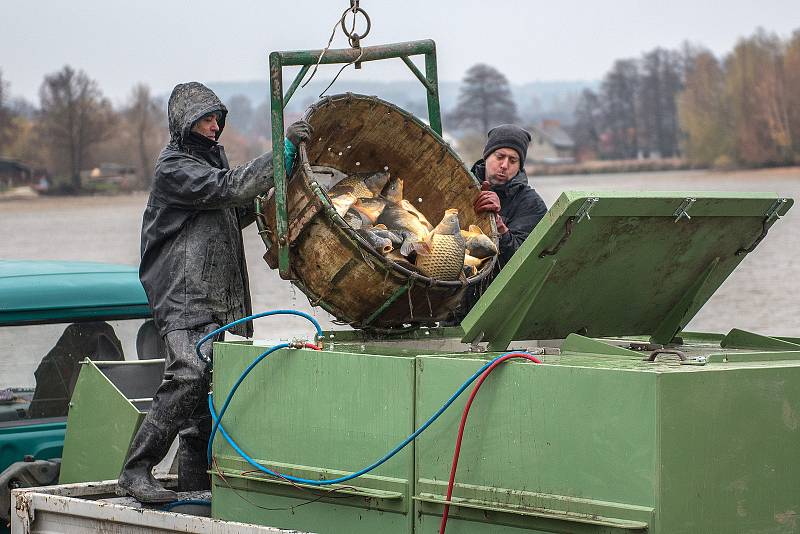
[
  {"x1": 116, "y1": 325, "x2": 216, "y2": 502},
  {"x1": 177, "y1": 410, "x2": 212, "y2": 491},
  {"x1": 116, "y1": 419, "x2": 179, "y2": 503}
]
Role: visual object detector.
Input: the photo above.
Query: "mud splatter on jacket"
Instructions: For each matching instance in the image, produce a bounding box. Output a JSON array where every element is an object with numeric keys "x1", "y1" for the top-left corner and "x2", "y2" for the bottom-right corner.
[{"x1": 140, "y1": 82, "x2": 274, "y2": 337}]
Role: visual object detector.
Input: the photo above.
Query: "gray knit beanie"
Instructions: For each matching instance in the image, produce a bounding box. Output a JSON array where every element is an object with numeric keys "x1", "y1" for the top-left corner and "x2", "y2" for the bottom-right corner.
[{"x1": 482, "y1": 124, "x2": 532, "y2": 164}]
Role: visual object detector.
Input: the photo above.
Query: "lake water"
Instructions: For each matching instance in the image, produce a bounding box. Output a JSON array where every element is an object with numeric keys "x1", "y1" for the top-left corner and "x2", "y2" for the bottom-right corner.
[{"x1": 1, "y1": 167, "x2": 798, "y2": 387}]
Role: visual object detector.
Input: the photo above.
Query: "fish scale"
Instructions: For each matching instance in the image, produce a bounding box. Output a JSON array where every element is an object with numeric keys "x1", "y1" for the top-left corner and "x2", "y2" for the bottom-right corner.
[{"x1": 415, "y1": 233, "x2": 466, "y2": 281}]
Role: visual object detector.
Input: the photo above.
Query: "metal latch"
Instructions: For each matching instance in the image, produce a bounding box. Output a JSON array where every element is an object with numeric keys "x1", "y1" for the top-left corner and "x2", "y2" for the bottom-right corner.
[
  {"x1": 575, "y1": 197, "x2": 599, "y2": 223},
  {"x1": 673, "y1": 198, "x2": 696, "y2": 222},
  {"x1": 764, "y1": 198, "x2": 789, "y2": 221},
  {"x1": 469, "y1": 332, "x2": 485, "y2": 353}
]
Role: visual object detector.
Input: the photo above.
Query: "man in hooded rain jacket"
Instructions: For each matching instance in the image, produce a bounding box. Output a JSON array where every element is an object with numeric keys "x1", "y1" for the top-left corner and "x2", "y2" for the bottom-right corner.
[{"x1": 116, "y1": 81, "x2": 311, "y2": 503}]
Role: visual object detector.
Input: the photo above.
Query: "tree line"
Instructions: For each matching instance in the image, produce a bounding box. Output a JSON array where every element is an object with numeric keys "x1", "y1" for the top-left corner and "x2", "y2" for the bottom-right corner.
[
  {"x1": 0, "y1": 66, "x2": 271, "y2": 192},
  {"x1": 3, "y1": 27, "x2": 797, "y2": 191},
  {"x1": 572, "y1": 27, "x2": 800, "y2": 167}
]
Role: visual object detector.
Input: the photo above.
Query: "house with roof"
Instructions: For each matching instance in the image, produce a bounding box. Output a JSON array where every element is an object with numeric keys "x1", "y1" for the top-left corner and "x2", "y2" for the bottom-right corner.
[
  {"x1": 0, "y1": 158, "x2": 33, "y2": 188},
  {"x1": 527, "y1": 120, "x2": 575, "y2": 164}
]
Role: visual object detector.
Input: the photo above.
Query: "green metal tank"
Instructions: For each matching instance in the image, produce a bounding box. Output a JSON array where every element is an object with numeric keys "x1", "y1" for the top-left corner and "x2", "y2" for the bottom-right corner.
[{"x1": 210, "y1": 191, "x2": 799, "y2": 533}]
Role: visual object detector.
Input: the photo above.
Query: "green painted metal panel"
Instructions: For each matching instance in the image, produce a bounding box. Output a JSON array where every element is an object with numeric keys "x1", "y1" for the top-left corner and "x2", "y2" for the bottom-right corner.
[
  {"x1": 720, "y1": 328, "x2": 800, "y2": 351},
  {"x1": 462, "y1": 192, "x2": 793, "y2": 350},
  {"x1": 0, "y1": 419, "x2": 65, "y2": 473},
  {"x1": 656, "y1": 365, "x2": 800, "y2": 533},
  {"x1": 0, "y1": 260, "x2": 150, "y2": 326},
  {"x1": 209, "y1": 334, "x2": 800, "y2": 533},
  {"x1": 561, "y1": 333, "x2": 644, "y2": 358},
  {"x1": 414, "y1": 355, "x2": 657, "y2": 532},
  {"x1": 211, "y1": 342, "x2": 417, "y2": 533},
  {"x1": 59, "y1": 360, "x2": 146, "y2": 483}
]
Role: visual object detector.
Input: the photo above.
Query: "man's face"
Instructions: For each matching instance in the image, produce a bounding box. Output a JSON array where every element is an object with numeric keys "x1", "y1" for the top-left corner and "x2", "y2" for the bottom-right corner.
[
  {"x1": 485, "y1": 147, "x2": 521, "y2": 185},
  {"x1": 191, "y1": 113, "x2": 220, "y2": 141}
]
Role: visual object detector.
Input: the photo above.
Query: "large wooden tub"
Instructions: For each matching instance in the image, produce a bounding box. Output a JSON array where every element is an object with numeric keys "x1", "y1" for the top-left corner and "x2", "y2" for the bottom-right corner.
[{"x1": 256, "y1": 93, "x2": 497, "y2": 330}]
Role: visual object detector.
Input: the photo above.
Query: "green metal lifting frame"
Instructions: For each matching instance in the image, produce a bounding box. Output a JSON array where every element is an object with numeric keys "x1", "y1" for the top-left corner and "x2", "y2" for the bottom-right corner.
[{"x1": 269, "y1": 39, "x2": 442, "y2": 278}]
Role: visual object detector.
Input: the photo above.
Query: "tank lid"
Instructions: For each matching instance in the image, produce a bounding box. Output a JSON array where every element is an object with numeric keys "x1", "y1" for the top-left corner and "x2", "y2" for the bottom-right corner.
[{"x1": 461, "y1": 191, "x2": 793, "y2": 351}]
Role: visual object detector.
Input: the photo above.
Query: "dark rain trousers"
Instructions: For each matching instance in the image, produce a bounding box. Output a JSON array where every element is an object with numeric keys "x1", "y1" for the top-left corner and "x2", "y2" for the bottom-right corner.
[{"x1": 121, "y1": 324, "x2": 219, "y2": 491}]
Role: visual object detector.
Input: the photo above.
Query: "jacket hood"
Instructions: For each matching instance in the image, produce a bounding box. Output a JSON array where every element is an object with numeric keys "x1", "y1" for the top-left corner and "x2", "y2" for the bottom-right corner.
[
  {"x1": 167, "y1": 82, "x2": 227, "y2": 147},
  {"x1": 471, "y1": 159, "x2": 530, "y2": 196}
]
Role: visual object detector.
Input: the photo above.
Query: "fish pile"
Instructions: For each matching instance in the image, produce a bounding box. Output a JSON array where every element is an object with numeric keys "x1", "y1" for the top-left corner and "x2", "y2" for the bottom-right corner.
[{"x1": 321, "y1": 170, "x2": 498, "y2": 281}]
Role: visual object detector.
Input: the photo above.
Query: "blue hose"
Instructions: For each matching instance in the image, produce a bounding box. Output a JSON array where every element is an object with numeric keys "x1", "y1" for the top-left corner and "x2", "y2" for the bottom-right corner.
[
  {"x1": 195, "y1": 309, "x2": 323, "y2": 363},
  {"x1": 207, "y1": 335, "x2": 529, "y2": 486},
  {"x1": 161, "y1": 499, "x2": 212, "y2": 512},
  {"x1": 198, "y1": 310, "x2": 323, "y2": 464}
]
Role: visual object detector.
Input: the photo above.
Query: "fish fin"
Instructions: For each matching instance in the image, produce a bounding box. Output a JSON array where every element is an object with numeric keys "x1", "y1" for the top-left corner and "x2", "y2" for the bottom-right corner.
[
  {"x1": 399, "y1": 238, "x2": 415, "y2": 257},
  {"x1": 414, "y1": 241, "x2": 433, "y2": 255},
  {"x1": 469, "y1": 224, "x2": 484, "y2": 234},
  {"x1": 374, "y1": 224, "x2": 388, "y2": 230}
]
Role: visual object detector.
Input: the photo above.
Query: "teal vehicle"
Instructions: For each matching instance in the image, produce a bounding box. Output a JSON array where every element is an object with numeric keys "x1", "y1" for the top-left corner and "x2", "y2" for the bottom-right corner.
[{"x1": 0, "y1": 260, "x2": 153, "y2": 529}]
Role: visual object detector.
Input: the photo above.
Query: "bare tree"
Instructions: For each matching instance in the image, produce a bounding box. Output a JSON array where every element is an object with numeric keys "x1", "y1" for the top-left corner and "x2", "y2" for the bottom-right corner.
[
  {"x1": 639, "y1": 48, "x2": 684, "y2": 157},
  {"x1": 449, "y1": 64, "x2": 518, "y2": 133},
  {"x1": 785, "y1": 30, "x2": 800, "y2": 156},
  {"x1": 677, "y1": 50, "x2": 733, "y2": 166},
  {"x1": 38, "y1": 66, "x2": 116, "y2": 189},
  {"x1": 726, "y1": 30, "x2": 792, "y2": 165},
  {"x1": 601, "y1": 59, "x2": 640, "y2": 159},
  {"x1": 572, "y1": 89, "x2": 603, "y2": 157},
  {"x1": 0, "y1": 69, "x2": 15, "y2": 150},
  {"x1": 125, "y1": 84, "x2": 163, "y2": 189}
]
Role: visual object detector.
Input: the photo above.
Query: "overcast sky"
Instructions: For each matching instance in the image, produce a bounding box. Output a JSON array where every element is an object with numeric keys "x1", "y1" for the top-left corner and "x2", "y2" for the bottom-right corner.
[{"x1": 4, "y1": 0, "x2": 798, "y2": 105}]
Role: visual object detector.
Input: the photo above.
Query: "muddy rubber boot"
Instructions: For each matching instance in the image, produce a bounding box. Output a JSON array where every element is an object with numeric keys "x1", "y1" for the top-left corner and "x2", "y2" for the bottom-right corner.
[
  {"x1": 117, "y1": 325, "x2": 216, "y2": 502},
  {"x1": 116, "y1": 465, "x2": 179, "y2": 503},
  {"x1": 177, "y1": 411, "x2": 211, "y2": 492},
  {"x1": 116, "y1": 419, "x2": 178, "y2": 503}
]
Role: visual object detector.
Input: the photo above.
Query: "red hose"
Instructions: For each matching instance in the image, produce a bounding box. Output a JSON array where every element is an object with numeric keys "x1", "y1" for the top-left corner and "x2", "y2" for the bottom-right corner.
[
  {"x1": 439, "y1": 353, "x2": 542, "y2": 534},
  {"x1": 303, "y1": 342, "x2": 322, "y2": 350}
]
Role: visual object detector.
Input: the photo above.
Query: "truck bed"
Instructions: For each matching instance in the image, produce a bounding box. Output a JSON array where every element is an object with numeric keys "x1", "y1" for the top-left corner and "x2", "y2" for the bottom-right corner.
[{"x1": 11, "y1": 476, "x2": 309, "y2": 534}]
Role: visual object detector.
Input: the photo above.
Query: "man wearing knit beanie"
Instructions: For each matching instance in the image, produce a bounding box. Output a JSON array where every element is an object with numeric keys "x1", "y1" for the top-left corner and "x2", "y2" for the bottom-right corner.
[{"x1": 449, "y1": 124, "x2": 548, "y2": 323}]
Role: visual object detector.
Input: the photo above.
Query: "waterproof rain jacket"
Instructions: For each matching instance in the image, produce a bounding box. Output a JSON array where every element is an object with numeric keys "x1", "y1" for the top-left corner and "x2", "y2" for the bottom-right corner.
[
  {"x1": 140, "y1": 82, "x2": 274, "y2": 338},
  {"x1": 447, "y1": 161, "x2": 548, "y2": 324}
]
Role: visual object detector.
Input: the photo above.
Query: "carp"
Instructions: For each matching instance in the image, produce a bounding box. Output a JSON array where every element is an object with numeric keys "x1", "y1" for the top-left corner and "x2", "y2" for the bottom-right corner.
[
  {"x1": 460, "y1": 225, "x2": 498, "y2": 258},
  {"x1": 330, "y1": 188, "x2": 358, "y2": 218},
  {"x1": 380, "y1": 175, "x2": 404, "y2": 203},
  {"x1": 329, "y1": 171, "x2": 391, "y2": 199},
  {"x1": 370, "y1": 225, "x2": 405, "y2": 247},
  {"x1": 343, "y1": 208, "x2": 368, "y2": 229},
  {"x1": 356, "y1": 228, "x2": 393, "y2": 254},
  {"x1": 463, "y1": 253, "x2": 490, "y2": 277},
  {"x1": 414, "y1": 209, "x2": 466, "y2": 281},
  {"x1": 352, "y1": 197, "x2": 387, "y2": 225},
  {"x1": 377, "y1": 177, "x2": 432, "y2": 244},
  {"x1": 378, "y1": 205, "x2": 430, "y2": 240},
  {"x1": 400, "y1": 199, "x2": 433, "y2": 231},
  {"x1": 386, "y1": 249, "x2": 424, "y2": 274}
]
